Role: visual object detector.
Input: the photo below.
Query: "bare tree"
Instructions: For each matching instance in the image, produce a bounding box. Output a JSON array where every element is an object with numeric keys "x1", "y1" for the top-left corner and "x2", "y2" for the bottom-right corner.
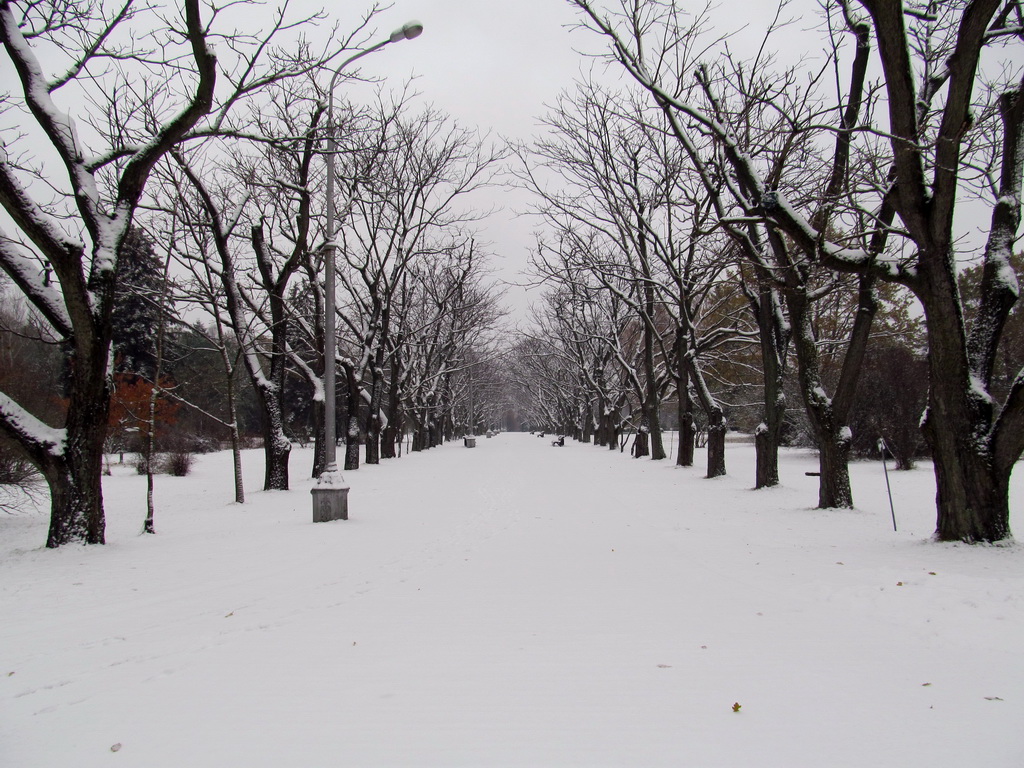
[
  {"x1": 166, "y1": 234, "x2": 248, "y2": 504},
  {"x1": 167, "y1": 40, "x2": 369, "y2": 490},
  {"x1": 395, "y1": 240, "x2": 505, "y2": 450},
  {"x1": 326, "y1": 99, "x2": 507, "y2": 468},
  {"x1": 521, "y1": 81, "x2": 755, "y2": 474},
  {"x1": 571, "y1": 0, "x2": 889, "y2": 507},
  {"x1": 0, "y1": 0, "x2": 219, "y2": 546},
  {"x1": 573, "y1": 0, "x2": 1024, "y2": 540}
]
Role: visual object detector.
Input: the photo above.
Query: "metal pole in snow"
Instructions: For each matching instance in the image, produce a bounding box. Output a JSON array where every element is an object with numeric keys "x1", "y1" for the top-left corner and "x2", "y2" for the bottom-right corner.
[{"x1": 878, "y1": 437, "x2": 897, "y2": 532}]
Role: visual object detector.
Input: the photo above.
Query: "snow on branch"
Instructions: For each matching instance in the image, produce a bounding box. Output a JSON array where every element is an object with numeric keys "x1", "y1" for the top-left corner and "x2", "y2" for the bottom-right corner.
[
  {"x1": 0, "y1": 390, "x2": 66, "y2": 460},
  {"x1": 0, "y1": 234, "x2": 73, "y2": 337},
  {"x1": 0, "y1": 2, "x2": 104, "y2": 235}
]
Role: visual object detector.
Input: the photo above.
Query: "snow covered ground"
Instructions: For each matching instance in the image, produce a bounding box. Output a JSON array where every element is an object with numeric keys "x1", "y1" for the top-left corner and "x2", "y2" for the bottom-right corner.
[{"x1": 2, "y1": 433, "x2": 1022, "y2": 767}]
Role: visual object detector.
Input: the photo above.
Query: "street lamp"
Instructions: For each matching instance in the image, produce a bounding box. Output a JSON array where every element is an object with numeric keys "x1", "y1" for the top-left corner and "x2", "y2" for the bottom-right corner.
[{"x1": 312, "y1": 21, "x2": 424, "y2": 523}]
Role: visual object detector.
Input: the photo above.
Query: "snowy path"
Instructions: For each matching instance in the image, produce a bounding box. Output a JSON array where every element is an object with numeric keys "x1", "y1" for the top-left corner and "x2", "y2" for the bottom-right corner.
[{"x1": 2, "y1": 434, "x2": 1022, "y2": 767}]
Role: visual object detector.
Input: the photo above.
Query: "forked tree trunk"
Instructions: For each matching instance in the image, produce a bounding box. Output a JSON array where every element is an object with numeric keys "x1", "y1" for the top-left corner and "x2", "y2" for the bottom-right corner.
[{"x1": 785, "y1": 273, "x2": 875, "y2": 509}]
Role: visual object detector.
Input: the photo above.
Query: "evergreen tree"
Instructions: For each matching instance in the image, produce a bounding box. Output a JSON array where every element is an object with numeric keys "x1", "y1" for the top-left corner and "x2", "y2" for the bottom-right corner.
[{"x1": 112, "y1": 228, "x2": 165, "y2": 379}]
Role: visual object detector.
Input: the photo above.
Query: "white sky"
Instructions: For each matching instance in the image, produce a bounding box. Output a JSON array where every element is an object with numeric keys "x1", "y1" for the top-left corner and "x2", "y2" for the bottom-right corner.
[
  {"x1": 6, "y1": 1, "x2": 1012, "y2": 320},
  {"x1": 321, "y1": 0, "x2": 831, "y2": 322},
  {"x1": 322, "y1": 0, "x2": 600, "y2": 322}
]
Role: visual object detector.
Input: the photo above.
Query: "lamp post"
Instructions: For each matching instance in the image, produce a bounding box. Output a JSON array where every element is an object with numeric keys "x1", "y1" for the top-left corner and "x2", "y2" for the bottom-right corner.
[{"x1": 313, "y1": 20, "x2": 423, "y2": 523}]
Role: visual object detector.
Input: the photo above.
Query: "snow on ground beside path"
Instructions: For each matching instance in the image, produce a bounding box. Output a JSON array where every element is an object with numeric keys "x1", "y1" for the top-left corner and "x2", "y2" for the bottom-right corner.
[{"x1": 1, "y1": 433, "x2": 1022, "y2": 767}]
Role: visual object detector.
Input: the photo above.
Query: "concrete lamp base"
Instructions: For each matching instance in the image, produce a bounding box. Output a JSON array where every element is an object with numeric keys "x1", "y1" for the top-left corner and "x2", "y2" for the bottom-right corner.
[{"x1": 312, "y1": 469, "x2": 349, "y2": 522}]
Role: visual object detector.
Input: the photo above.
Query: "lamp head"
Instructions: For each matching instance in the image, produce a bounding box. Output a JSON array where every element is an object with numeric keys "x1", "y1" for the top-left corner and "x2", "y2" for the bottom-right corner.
[{"x1": 389, "y1": 20, "x2": 424, "y2": 43}]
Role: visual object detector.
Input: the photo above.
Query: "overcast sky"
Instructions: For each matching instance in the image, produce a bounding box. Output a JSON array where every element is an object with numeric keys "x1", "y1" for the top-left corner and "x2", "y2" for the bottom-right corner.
[
  {"x1": 319, "y1": 0, "x2": 606, "y2": 321},
  {"x1": 322, "y1": 0, "x2": 822, "y2": 322}
]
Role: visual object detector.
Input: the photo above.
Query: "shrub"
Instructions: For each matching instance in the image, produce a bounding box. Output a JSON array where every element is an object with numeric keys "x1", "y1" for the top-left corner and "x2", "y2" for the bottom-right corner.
[
  {"x1": 0, "y1": 441, "x2": 44, "y2": 514},
  {"x1": 165, "y1": 452, "x2": 194, "y2": 477}
]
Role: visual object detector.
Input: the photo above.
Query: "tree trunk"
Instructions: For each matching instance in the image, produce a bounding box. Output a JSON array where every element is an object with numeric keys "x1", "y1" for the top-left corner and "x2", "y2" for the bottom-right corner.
[
  {"x1": 222, "y1": 352, "x2": 245, "y2": 503},
  {"x1": 381, "y1": 348, "x2": 403, "y2": 459},
  {"x1": 595, "y1": 399, "x2": 609, "y2": 447},
  {"x1": 754, "y1": 422, "x2": 779, "y2": 489},
  {"x1": 676, "y1": 342, "x2": 695, "y2": 467},
  {"x1": 927, "y1": 428, "x2": 1010, "y2": 542},
  {"x1": 381, "y1": 420, "x2": 400, "y2": 459},
  {"x1": 817, "y1": 428, "x2": 853, "y2": 509},
  {"x1": 251, "y1": 362, "x2": 291, "y2": 491},
  {"x1": 44, "y1": 458, "x2": 103, "y2": 547},
  {"x1": 634, "y1": 419, "x2": 649, "y2": 458},
  {"x1": 678, "y1": 398, "x2": 695, "y2": 467},
  {"x1": 706, "y1": 408, "x2": 727, "y2": 479},
  {"x1": 311, "y1": 398, "x2": 325, "y2": 478},
  {"x1": 42, "y1": 362, "x2": 111, "y2": 546},
  {"x1": 144, "y1": 384, "x2": 157, "y2": 535},
  {"x1": 754, "y1": 382, "x2": 785, "y2": 489},
  {"x1": 343, "y1": 365, "x2": 361, "y2": 472},
  {"x1": 649, "y1": 410, "x2": 666, "y2": 460},
  {"x1": 685, "y1": 354, "x2": 727, "y2": 479},
  {"x1": 365, "y1": 367, "x2": 383, "y2": 465},
  {"x1": 410, "y1": 412, "x2": 426, "y2": 452},
  {"x1": 920, "y1": 287, "x2": 1012, "y2": 542},
  {"x1": 753, "y1": 279, "x2": 788, "y2": 489},
  {"x1": 785, "y1": 273, "x2": 873, "y2": 509},
  {"x1": 43, "y1": 436, "x2": 107, "y2": 548},
  {"x1": 262, "y1": 419, "x2": 291, "y2": 491},
  {"x1": 229, "y1": 421, "x2": 245, "y2": 504},
  {"x1": 641, "y1": 295, "x2": 666, "y2": 461}
]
